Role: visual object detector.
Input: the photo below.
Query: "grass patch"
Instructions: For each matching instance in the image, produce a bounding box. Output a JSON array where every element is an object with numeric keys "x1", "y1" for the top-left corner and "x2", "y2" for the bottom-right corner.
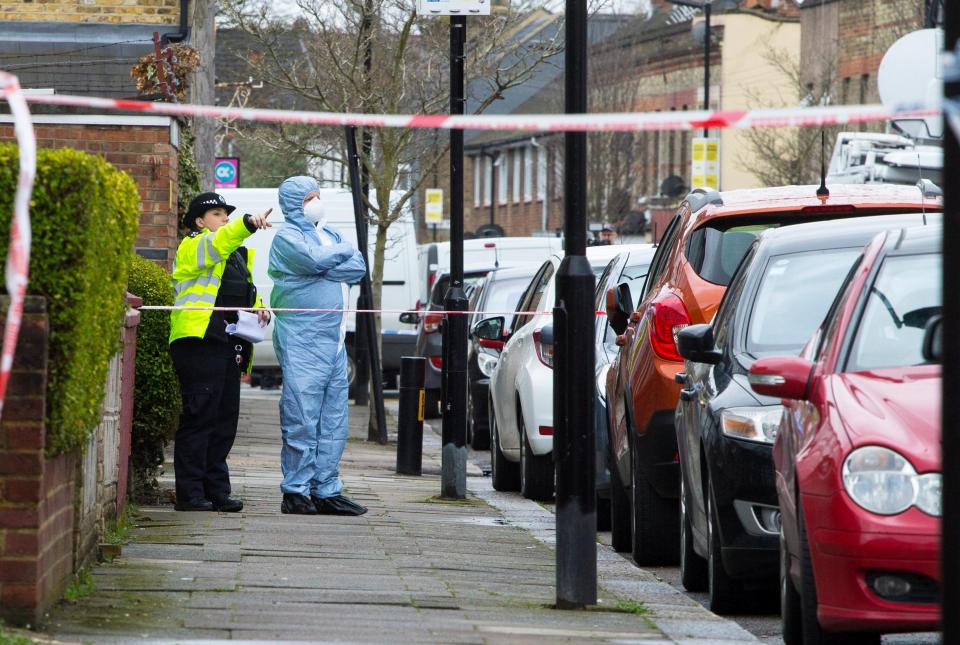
[
  {"x1": 103, "y1": 502, "x2": 139, "y2": 546},
  {"x1": 614, "y1": 599, "x2": 650, "y2": 615},
  {"x1": 421, "y1": 495, "x2": 487, "y2": 507},
  {"x1": 63, "y1": 568, "x2": 95, "y2": 603},
  {"x1": 0, "y1": 624, "x2": 36, "y2": 645}
]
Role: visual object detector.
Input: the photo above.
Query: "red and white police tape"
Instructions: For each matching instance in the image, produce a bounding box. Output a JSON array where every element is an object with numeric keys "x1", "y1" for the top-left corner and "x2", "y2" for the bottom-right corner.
[
  {"x1": 138, "y1": 306, "x2": 602, "y2": 316},
  {"x1": 0, "y1": 72, "x2": 948, "y2": 418},
  {"x1": 0, "y1": 72, "x2": 35, "y2": 423},
  {"x1": 0, "y1": 89, "x2": 941, "y2": 133}
]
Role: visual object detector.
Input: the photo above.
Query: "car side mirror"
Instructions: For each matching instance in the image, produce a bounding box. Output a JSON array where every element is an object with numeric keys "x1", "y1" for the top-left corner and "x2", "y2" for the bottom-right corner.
[
  {"x1": 399, "y1": 311, "x2": 419, "y2": 325},
  {"x1": 472, "y1": 316, "x2": 506, "y2": 348},
  {"x1": 605, "y1": 283, "x2": 634, "y2": 336},
  {"x1": 748, "y1": 356, "x2": 814, "y2": 400},
  {"x1": 676, "y1": 324, "x2": 722, "y2": 364},
  {"x1": 922, "y1": 314, "x2": 942, "y2": 363}
]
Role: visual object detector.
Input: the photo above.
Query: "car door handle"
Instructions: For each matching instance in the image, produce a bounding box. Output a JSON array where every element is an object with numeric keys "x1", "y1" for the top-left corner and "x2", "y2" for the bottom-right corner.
[{"x1": 679, "y1": 388, "x2": 695, "y2": 402}]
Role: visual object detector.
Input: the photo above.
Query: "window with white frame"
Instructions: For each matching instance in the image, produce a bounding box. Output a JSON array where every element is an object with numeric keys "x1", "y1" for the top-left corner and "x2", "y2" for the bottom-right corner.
[
  {"x1": 498, "y1": 152, "x2": 508, "y2": 204},
  {"x1": 513, "y1": 149, "x2": 522, "y2": 203},
  {"x1": 524, "y1": 146, "x2": 533, "y2": 202},
  {"x1": 483, "y1": 156, "x2": 492, "y2": 206},
  {"x1": 537, "y1": 148, "x2": 547, "y2": 201},
  {"x1": 473, "y1": 155, "x2": 481, "y2": 207}
]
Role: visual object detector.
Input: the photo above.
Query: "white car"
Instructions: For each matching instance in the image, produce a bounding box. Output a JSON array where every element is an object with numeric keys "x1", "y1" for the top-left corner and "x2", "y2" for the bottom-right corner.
[{"x1": 485, "y1": 244, "x2": 652, "y2": 500}]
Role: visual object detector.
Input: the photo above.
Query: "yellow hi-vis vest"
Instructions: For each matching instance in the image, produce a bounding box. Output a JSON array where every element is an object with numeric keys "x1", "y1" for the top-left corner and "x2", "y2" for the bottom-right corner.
[{"x1": 169, "y1": 215, "x2": 263, "y2": 344}]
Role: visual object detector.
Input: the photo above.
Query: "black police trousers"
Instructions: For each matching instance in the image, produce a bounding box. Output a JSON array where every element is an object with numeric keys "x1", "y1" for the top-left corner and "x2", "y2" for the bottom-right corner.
[{"x1": 170, "y1": 337, "x2": 242, "y2": 503}]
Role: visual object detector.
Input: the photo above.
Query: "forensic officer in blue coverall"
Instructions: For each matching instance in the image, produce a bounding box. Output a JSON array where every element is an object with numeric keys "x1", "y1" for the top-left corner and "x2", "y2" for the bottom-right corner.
[{"x1": 269, "y1": 176, "x2": 369, "y2": 515}]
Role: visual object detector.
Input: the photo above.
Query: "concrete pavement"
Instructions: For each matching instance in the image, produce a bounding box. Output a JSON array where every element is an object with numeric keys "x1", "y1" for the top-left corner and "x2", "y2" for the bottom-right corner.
[{"x1": 41, "y1": 388, "x2": 756, "y2": 644}]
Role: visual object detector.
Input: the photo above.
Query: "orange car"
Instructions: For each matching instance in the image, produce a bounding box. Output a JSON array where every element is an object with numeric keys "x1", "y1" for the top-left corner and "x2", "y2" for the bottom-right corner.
[{"x1": 604, "y1": 183, "x2": 943, "y2": 565}]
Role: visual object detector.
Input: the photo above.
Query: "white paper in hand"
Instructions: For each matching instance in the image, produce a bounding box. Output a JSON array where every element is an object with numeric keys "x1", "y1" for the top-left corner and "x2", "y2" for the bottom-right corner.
[{"x1": 225, "y1": 310, "x2": 266, "y2": 343}]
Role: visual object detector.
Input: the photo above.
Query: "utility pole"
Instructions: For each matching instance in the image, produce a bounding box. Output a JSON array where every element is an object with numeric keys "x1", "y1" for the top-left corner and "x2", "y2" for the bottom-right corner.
[
  {"x1": 191, "y1": 0, "x2": 216, "y2": 186},
  {"x1": 941, "y1": 2, "x2": 958, "y2": 640},
  {"x1": 554, "y1": 0, "x2": 596, "y2": 609},
  {"x1": 440, "y1": 15, "x2": 469, "y2": 499}
]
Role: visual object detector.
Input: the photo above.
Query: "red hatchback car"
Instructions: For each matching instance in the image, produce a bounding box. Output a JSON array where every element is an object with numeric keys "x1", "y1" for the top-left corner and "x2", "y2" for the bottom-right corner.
[{"x1": 750, "y1": 224, "x2": 942, "y2": 645}]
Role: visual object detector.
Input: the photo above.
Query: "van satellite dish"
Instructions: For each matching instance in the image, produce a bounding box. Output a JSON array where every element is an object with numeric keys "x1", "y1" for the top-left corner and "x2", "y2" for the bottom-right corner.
[{"x1": 877, "y1": 28, "x2": 943, "y2": 139}]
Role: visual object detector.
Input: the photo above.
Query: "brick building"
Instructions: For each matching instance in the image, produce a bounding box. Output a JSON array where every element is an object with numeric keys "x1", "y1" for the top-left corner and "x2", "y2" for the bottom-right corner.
[{"x1": 797, "y1": 0, "x2": 932, "y2": 110}]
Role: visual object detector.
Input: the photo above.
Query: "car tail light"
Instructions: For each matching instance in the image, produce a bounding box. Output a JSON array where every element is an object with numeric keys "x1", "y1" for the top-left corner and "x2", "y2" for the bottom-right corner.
[
  {"x1": 532, "y1": 328, "x2": 554, "y2": 368},
  {"x1": 648, "y1": 294, "x2": 691, "y2": 362},
  {"x1": 429, "y1": 356, "x2": 443, "y2": 369},
  {"x1": 423, "y1": 312, "x2": 444, "y2": 334},
  {"x1": 538, "y1": 426, "x2": 554, "y2": 436}
]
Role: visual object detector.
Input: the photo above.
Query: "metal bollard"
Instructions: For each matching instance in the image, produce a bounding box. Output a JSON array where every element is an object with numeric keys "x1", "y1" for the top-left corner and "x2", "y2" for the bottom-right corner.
[{"x1": 397, "y1": 356, "x2": 426, "y2": 476}]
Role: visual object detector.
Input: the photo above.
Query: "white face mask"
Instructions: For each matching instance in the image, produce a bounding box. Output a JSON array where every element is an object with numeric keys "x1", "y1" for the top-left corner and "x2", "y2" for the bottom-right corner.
[{"x1": 303, "y1": 198, "x2": 327, "y2": 227}]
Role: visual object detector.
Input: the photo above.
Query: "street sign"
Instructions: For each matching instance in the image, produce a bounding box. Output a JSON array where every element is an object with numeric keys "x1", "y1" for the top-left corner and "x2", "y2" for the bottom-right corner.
[
  {"x1": 691, "y1": 138, "x2": 719, "y2": 189},
  {"x1": 425, "y1": 188, "x2": 444, "y2": 224},
  {"x1": 214, "y1": 157, "x2": 240, "y2": 189},
  {"x1": 416, "y1": 0, "x2": 490, "y2": 15}
]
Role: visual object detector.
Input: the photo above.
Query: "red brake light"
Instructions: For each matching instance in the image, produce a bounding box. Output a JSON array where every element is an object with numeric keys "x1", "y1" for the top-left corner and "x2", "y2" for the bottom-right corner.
[
  {"x1": 532, "y1": 328, "x2": 554, "y2": 368},
  {"x1": 424, "y1": 312, "x2": 444, "y2": 334},
  {"x1": 429, "y1": 356, "x2": 443, "y2": 369},
  {"x1": 800, "y1": 204, "x2": 856, "y2": 214},
  {"x1": 484, "y1": 242, "x2": 496, "y2": 248},
  {"x1": 538, "y1": 426, "x2": 554, "y2": 436},
  {"x1": 648, "y1": 294, "x2": 691, "y2": 362}
]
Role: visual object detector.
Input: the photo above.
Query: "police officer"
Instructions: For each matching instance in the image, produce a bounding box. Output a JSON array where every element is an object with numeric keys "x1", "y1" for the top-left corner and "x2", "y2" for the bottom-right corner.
[{"x1": 169, "y1": 192, "x2": 272, "y2": 512}]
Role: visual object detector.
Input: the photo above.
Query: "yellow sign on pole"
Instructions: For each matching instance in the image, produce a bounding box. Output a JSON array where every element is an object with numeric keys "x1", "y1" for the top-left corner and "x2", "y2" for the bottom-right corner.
[
  {"x1": 691, "y1": 137, "x2": 720, "y2": 190},
  {"x1": 425, "y1": 188, "x2": 444, "y2": 224}
]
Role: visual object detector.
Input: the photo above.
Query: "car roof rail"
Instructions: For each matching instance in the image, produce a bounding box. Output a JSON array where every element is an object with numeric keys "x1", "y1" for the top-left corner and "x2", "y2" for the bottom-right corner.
[
  {"x1": 916, "y1": 178, "x2": 943, "y2": 199},
  {"x1": 684, "y1": 187, "x2": 724, "y2": 213}
]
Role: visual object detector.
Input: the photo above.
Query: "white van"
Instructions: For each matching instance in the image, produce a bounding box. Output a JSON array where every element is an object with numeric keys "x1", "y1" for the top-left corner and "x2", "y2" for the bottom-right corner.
[
  {"x1": 219, "y1": 188, "x2": 420, "y2": 387},
  {"x1": 417, "y1": 236, "x2": 564, "y2": 306}
]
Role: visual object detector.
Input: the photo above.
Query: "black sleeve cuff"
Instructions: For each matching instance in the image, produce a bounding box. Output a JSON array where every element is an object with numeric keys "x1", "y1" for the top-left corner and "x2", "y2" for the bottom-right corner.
[{"x1": 242, "y1": 213, "x2": 257, "y2": 233}]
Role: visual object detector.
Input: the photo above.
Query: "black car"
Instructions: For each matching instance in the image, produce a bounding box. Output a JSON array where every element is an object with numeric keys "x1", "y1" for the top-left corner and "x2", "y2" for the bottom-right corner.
[
  {"x1": 466, "y1": 266, "x2": 541, "y2": 450},
  {"x1": 673, "y1": 212, "x2": 940, "y2": 614},
  {"x1": 593, "y1": 246, "x2": 655, "y2": 534}
]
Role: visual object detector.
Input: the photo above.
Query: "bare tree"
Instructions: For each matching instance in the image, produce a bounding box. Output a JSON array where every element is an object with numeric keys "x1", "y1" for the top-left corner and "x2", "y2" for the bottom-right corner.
[{"x1": 220, "y1": 0, "x2": 563, "y2": 340}]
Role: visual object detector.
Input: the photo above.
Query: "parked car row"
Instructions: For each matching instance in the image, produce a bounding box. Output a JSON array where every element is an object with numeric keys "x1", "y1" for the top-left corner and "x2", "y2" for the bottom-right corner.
[{"x1": 599, "y1": 182, "x2": 942, "y2": 642}]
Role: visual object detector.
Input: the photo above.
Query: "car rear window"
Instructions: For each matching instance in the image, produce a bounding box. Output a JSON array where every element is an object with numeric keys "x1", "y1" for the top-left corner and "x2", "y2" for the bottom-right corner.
[
  {"x1": 482, "y1": 277, "x2": 532, "y2": 330},
  {"x1": 747, "y1": 249, "x2": 860, "y2": 355},
  {"x1": 686, "y1": 222, "x2": 778, "y2": 285},
  {"x1": 848, "y1": 253, "x2": 942, "y2": 371},
  {"x1": 431, "y1": 273, "x2": 488, "y2": 307}
]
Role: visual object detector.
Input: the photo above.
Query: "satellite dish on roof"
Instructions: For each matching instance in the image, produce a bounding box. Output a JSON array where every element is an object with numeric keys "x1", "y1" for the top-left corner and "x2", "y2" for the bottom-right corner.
[{"x1": 878, "y1": 28, "x2": 943, "y2": 139}]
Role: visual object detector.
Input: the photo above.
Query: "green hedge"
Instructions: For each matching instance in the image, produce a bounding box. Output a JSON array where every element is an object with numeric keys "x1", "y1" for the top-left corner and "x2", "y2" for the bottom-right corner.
[
  {"x1": 0, "y1": 145, "x2": 140, "y2": 454},
  {"x1": 127, "y1": 255, "x2": 180, "y2": 478}
]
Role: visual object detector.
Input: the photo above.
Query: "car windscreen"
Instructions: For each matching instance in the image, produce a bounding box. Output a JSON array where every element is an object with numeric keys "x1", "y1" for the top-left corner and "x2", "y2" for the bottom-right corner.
[
  {"x1": 847, "y1": 253, "x2": 942, "y2": 372},
  {"x1": 481, "y1": 276, "x2": 533, "y2": 331},
  {"x1": 431, "y1": 273, "x2": 488, "y2": 307},
  {"x1": 686, "y1": 221, "x2": 779, "y2": 286},
  {"x1": 747, "y1": 249, "x2": 861, "y2": 356}
]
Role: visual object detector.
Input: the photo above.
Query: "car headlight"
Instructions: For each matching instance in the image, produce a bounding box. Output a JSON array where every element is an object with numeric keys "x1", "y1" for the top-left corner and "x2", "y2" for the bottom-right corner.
[
  {"x1": 477, "y1": 352, "x2": 498, "y2": 378},
  {"x1": 842, "y1": 446, "x2": 940, "y2": 517},
  {"x1": 720, "y1": 406, "x2": 783, "y2": 444}
]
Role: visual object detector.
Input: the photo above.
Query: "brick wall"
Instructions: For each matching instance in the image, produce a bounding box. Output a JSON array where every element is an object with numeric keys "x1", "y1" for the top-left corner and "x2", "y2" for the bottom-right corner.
[
  {"x1": 0, "y1": 0, "x2": 184, "y2": 24},
  {"x1": 0, "y1": 116, "x2": 180, "y2": 267},
  {"x1": 0, "y1": 296, "x2": 76, "y2": 626}
]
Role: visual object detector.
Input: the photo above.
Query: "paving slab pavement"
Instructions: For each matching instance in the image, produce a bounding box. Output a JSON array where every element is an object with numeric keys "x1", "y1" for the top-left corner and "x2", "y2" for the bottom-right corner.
[{"x1": 40, "y1": 387, "x2": 754, "y2": 644}]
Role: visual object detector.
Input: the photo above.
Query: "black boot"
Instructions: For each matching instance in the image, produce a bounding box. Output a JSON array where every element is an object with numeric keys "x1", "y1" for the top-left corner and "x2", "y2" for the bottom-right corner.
[
  {"x1": 209, "y1": 495, "x2": 243, "y2": 512},
  {"x1": 312, "y1": 494, "x2": 368, "y2": 516},
  {"x1": 175, "y1": 497, "x2": 214, "y2": 512},
  {"x1": 281, "y1": 493, "x2": 318, "y2": 515}
]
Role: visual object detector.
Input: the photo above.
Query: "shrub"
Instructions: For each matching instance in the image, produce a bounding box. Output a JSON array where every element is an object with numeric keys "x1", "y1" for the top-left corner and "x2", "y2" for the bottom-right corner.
[
  {"x1": 0, "y1": 145, "x2": 140, "y2": 454},
  {"x1": 127, "y1": 255, "x2": 180, "y2": 481}
]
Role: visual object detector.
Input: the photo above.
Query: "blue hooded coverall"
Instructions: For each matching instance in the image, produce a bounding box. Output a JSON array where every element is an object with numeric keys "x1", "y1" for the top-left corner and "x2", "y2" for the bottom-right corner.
[{"x1": 269, "y1": 176, "x2": 367, "y2": 498}]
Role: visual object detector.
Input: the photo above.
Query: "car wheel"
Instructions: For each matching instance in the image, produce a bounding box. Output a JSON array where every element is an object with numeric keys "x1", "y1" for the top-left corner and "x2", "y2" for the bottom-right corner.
[
  {"x1": 798, "y1": 508, "x2": 879, "y2": 645},
  {"x1": 596, "y1": 496, "x2": 611, "y2": 532},
  {"x1": 490, "y1": 397, "x2": 520, "y2": 492},
  {"x1": 609, "y1": 462, "x2": 632, "y2": 553},
  {"x1": 706, "y1": 477, "x2": 743, "y2": 614},
  {"x1": 423, "y1": 389, "x2": 441, "y2": 420},
  {"x1": 781, "y1": 523, "x2": 802, "y2": 645},
  {"x1": 629, "y1": 406, "x2": 679, "y2": 565},
  {"x1": 519, "y1": 411, "x2": 554, "y2": 501},
  {"x1": 680, "y1": 468, "x2": 707, "y2": 592}
]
